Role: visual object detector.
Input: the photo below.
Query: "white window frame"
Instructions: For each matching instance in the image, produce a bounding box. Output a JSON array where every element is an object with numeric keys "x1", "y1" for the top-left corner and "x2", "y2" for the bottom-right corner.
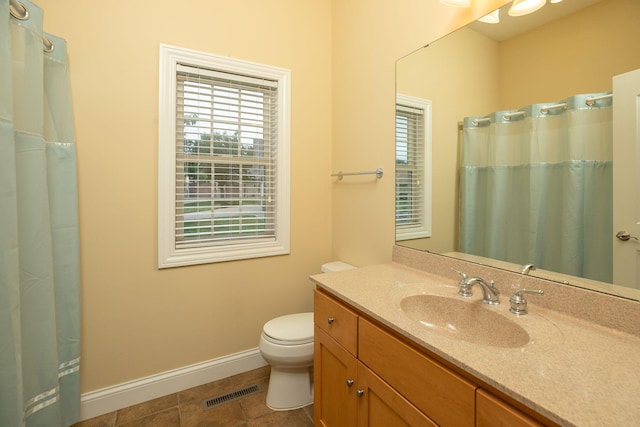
[
  {"x1": 158, "y1": 44, "x2": 291, "y2": 268},
  {"x1": 395, "y1": 94, "x2": 432, "y2": 241}
]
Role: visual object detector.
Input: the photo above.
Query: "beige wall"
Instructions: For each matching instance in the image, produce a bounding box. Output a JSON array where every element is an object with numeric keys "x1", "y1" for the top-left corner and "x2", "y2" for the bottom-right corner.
[
  {"x1": 331, "y1": 0, "x2": 507, "y2": 266},
  {"x1": 38, "y1": 0, "x2": 333, "y2": 392},
  {"x1": 500, "y1": 0, "x2": 640, "y2": 108},
  {"x1": 35, "y1": 0, "x2": 510, "y2": 395}
]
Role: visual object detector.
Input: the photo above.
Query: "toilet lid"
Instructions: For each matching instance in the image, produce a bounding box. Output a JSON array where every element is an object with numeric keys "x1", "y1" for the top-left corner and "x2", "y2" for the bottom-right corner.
[{"x1": 263, "y1": 312, "x2": 314, "y2": 345}]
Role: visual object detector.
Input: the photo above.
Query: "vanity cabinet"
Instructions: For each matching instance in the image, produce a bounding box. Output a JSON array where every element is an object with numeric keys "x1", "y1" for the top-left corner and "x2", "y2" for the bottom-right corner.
[
  {"x1": 314, "y1": 289, "x2": 358, "y2": 427},
  {"x1": 356, "y1": 360, "x2": 436, "y2": 427},
  {"x1": 359, "y1": 317, "x2": 475, "y2": 426},
  {"x1": 314, "y1": 288, "x2": 556, "y2": 427},
  {"x1": 476, "y1": 389, "x2": 544, "y2": 427},
  {"x1": 314, "y1": 290, "x2": 433, "y2": 426},
  {"x1": 314, "y1": 326, "x2": 357, "y2": 426}
]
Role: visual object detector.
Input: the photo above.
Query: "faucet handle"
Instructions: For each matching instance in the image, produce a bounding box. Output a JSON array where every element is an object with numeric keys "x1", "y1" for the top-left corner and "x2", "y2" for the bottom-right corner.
[
  {"x1": 509, "y1": 289, "x2": 544, "y2": 315},
  {"x1": 487, "y1": 279, "x2": 500, "y2": 295},
  {"x1": 451, "y1": 268, "x2": 473, "y2": 297},
  {"x1": 450, "y1": 268, "x2": 467, "y2": 282}
]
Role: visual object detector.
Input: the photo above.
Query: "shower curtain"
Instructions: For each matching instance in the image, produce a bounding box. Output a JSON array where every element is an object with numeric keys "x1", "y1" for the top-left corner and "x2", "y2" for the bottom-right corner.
[
  {"x1": 1, "y1": 1, "x2": 81, "y2": 426},
  {"x1": 459, "y1": 92, "x2": 613, "y2": 283}
]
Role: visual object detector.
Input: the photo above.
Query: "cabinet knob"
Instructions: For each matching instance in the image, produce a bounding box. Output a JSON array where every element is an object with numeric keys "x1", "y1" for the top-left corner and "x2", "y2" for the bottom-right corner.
[
  {"x1": 346, "y1": 379, "x2": 354, "y2": 387},
  {"x1": 356, "y1": 389, "x2": 365, "y2": 398},
  {"x1": 327, "y1": 316, "x2": 334, "y2": 324}
]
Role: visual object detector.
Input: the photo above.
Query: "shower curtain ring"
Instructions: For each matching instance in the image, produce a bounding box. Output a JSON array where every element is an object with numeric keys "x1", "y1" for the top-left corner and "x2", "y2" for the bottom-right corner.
[
  {"x1": 43, "y1": 36, "x2": 55, "y2": 53},
  {"x1": 9, "y1": 0, "x2": 29, "y2": 20}
]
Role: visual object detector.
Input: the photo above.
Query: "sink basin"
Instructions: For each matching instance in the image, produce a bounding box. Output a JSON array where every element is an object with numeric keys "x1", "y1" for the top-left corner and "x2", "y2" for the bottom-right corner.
[{"x1": 400, "y1": 294, "x2": 530, "y2": 348}]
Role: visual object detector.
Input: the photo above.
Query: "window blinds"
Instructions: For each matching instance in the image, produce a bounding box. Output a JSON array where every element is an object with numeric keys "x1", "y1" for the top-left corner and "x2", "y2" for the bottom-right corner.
[
  {"x1": 395, "y1": 104, "x2": 425, "y2": 229},
  {"x1": 175, "y1": 64, "x2": 279, "y2": 248}
]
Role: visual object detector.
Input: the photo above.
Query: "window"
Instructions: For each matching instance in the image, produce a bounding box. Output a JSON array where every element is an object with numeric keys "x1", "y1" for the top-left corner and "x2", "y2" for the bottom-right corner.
[
  {"x1": 395, "y1": 94, "x2": 431, "y2": 240},
  {"x1": 158, "y1": 45, "x2": 290, "y2": 268}
]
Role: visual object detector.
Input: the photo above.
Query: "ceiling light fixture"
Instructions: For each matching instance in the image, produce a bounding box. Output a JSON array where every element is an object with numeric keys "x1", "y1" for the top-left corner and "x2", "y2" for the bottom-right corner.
[
  {"x1": 508, "y1": 0, "x2": 546, "y2": 17},
  {"x1": 440, "y1": 0, "x2": 471, "y2": 7},
  {"x1": 478, "y1": 9, "x2": 500, "y2": 24}
]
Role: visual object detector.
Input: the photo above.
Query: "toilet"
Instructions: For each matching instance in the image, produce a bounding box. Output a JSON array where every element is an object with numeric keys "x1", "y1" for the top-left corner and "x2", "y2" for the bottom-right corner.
[{"x1": 259, "y1": 261, "x2": 356, "y2": 410}]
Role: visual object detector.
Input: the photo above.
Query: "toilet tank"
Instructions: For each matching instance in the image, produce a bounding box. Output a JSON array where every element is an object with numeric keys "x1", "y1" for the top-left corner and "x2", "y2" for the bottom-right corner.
[{"x1": 321, "y1": 261, "x2": 356, "y2": 273}]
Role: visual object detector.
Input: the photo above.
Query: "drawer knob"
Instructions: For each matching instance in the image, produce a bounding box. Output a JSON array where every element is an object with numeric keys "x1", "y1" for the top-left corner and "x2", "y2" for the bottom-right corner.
[
  {"x1": 356, "y1": 389, "x2": 365, "y2": 398},
  {"x1": 346, "y1": 379, "x2": 354, "y2": 387},
  {"x1": 327, "y1": 316, "x2": 334, "y2": 324}
]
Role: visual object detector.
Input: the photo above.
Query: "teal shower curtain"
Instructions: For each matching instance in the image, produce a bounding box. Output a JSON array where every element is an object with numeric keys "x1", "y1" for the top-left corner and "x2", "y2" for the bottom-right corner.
[
  {"x1": 459, "y1": 93, "x2": 613, "y2": 283},
  {"x1": 1, "y1": 1, "x2": 81, "y2": 426}
]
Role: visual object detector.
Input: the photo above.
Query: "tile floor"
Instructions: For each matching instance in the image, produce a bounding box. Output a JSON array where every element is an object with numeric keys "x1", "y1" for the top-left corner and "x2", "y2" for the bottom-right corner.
[{"x1": 72, "y1": 366, "x2": 314, "y2": 426}]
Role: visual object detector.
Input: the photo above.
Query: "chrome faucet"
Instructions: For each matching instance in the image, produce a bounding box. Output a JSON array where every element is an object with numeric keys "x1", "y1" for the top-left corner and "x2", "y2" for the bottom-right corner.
[
  {"x1": 451, "y1": 269, "x2": 500, "y2": 305},
  {"x1": 463, "y1": 277, "x2": 501, "y2": 305},
  {"x1": 519, "y1": 263, "x2": 536, "y2": 275}
]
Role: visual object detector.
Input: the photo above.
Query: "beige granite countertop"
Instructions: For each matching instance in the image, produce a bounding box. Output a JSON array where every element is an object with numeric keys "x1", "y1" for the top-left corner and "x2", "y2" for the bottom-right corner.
[{"x1": 310, "y1": 261, "x2": 640, "y2": 427}]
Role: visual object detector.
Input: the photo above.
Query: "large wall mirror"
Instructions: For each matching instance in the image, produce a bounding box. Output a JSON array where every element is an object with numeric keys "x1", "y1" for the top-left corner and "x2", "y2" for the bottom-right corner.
[{"x1": 396, "y1": 0, "x2": 640, "y2": 301}]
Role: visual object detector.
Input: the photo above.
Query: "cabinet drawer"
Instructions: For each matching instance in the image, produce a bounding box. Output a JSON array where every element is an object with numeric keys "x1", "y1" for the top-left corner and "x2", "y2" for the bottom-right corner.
[
  {"x1": 314, "y1": 289, "x2": 358, "y2": 355},
  {"x1": 476, "y1": 389, "x2": 544, "y2": 427},
  {"x1": 359, "y1": 318, "x2": 476, "y2": 427}
]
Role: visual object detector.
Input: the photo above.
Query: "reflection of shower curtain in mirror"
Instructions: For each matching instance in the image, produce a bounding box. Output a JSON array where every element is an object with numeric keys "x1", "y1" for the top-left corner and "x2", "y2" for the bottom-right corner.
[{"x1": 459, "y1": 93, "x2": 612, "y2": 283}]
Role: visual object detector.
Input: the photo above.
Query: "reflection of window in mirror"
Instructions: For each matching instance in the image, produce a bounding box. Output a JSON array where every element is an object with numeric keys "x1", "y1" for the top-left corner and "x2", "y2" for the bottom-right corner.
[{"x1": 395, "y1": 94, "x2": 431, "y2": 241}]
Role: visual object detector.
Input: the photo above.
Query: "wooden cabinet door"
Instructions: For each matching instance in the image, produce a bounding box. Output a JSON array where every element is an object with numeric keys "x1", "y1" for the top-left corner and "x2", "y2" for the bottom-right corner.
[
  {"x1": 314, "y1": 326, "x2": 358, "y2": 427},
  {"x1": 359, "y1": 318, "x2": 476, "y2": 427},
  {"x1": 476, "y1": 389, "x2": 544, "y2": 427},
  {"x1": 357, "y1": 362, "x2": 437, "y2": 427}
]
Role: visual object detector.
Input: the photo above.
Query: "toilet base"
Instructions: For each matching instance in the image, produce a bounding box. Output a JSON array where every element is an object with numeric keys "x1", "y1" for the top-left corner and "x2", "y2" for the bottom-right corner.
[{"x1": 265, "y1": 366, "x2": 314, "y2": 410}]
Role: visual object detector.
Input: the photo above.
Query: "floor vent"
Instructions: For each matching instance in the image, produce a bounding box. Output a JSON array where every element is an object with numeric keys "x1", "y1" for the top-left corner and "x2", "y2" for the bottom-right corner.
[{"x1": 202, "y1": 384, "x2": 262, "y2": 409}]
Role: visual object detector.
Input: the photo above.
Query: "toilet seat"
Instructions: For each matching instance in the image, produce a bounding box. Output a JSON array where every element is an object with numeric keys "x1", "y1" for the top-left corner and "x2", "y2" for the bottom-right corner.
[{"x1": 262, "y1": 312, "x2": 313, "y2": 345}]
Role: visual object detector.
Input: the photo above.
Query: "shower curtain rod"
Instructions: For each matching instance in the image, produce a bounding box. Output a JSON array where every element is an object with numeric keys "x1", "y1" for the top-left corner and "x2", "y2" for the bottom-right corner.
[
  {"x1": 9, "y1": 0, "x2": 55, "y2": 53},
  {"x1": 472, "y1": 93, "x2": 613, "y2": 126}
]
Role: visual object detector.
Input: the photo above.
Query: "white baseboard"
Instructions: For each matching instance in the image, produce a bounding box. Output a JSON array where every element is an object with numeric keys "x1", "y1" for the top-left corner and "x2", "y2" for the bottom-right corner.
[{"x1": 79, "y1": 348, "x2": 267, "y2": 421}]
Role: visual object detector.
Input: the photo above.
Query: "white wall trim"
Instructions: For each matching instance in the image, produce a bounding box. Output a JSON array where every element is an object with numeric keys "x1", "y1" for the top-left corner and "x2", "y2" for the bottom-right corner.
[
  {"x1": 79, "y1": 348, "x2": 267, "y2": 421},
  {"x1": 395, "y1": 93, "x2": 433, "y2": 241}
]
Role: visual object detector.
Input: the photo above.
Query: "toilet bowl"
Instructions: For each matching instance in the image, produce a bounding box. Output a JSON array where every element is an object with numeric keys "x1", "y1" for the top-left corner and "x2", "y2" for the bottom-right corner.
[
  {"x1": 259, "y1": 312, "x2": 315, "y2": 410},
  {"x1": 259, "y1": 261, "x2": 356, "y2": 410}
]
